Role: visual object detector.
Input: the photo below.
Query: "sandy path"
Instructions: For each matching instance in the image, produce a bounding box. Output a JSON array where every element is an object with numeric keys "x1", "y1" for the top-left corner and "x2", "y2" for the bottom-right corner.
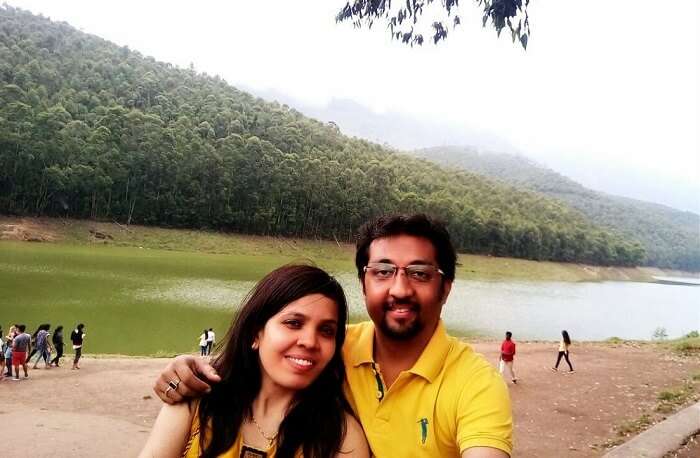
[{"x1": 1, "y1": 343, "x2": 697, "y2": 457}]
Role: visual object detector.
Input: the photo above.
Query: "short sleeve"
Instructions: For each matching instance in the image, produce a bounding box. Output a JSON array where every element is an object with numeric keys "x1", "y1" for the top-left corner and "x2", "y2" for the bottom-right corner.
[{"x1": 456, "y1": 364, "x2": 513, "y2": 455}]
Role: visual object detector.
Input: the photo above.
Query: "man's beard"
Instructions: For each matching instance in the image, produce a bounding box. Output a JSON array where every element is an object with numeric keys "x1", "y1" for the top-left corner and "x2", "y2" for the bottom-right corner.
[{"x1": 379, "y1": 302, "x2": 423, "y2": 340}]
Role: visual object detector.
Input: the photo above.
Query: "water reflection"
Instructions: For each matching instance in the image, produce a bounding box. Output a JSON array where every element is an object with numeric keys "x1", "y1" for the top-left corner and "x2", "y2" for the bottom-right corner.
[{"x1": 445, "y1": 280, "x2": 700, "y2": 340}]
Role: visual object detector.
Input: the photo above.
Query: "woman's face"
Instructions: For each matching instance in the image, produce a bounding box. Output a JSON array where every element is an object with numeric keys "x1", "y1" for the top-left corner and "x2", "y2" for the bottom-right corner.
[{"x1": 255, "y1": 293, "x2": 339, "y2": 394}]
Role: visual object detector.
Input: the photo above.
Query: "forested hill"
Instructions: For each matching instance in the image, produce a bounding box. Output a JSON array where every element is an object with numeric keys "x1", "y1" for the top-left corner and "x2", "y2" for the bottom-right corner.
[
  {"x1": 0, "y1": 6, "x2": 645, "y2": 266},
  {"x1": 411, "y1": 147, "x2": 699, "y2": 271}
]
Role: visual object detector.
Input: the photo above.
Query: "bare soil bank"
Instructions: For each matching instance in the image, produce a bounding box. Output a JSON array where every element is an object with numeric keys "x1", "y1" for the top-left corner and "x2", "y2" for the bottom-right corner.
[{"x1": 2, "y1": 342, "x2": 698, "y2": 457}]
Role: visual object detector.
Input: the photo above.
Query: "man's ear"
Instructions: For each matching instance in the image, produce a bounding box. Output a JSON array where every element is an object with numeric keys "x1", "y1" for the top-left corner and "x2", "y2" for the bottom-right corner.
[{"x1": 440, "y1": 279, "x2": 453, "y2": 304}]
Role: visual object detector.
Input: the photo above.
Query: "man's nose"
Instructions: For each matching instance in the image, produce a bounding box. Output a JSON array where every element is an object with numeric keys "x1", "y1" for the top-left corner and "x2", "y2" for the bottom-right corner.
[{"x1": 388, "y1": 269, "x2": 414, "y2": 299}]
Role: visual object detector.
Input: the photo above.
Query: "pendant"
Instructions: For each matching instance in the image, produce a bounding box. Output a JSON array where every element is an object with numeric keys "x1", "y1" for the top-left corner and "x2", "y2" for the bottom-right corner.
[{"x1": 240, "y1": 445, "x2": 268, "y2": 458}]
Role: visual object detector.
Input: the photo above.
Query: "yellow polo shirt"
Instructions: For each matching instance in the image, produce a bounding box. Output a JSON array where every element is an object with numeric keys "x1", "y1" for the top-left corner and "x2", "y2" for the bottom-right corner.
[{"x1": 343, "y1": 321, "x2": 513, "y2": 457}]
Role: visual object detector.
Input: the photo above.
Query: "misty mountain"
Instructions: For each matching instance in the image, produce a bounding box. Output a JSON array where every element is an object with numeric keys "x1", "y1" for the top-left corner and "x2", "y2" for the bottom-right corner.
[
  {"x1": 241, "y1": 86, "x2": 518, "y2": 154},
  {"x1": 410, "y1": 147, "x2": 700, "y2": 271},
  {"x1": 247, "y1": 87, "x2": 698, "y2": 215}
]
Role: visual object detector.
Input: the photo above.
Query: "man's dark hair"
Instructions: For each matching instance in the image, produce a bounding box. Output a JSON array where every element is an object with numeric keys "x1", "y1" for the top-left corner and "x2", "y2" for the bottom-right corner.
[
  {"x1": 355, "y1": 214, "x2": 457, "y2": 281},
  {"x1": 18, "y1": 324, "x2": 26, "y2": 332},
  {"x1": 505, "y1": 331, "x2": 512, "y2": 340}
]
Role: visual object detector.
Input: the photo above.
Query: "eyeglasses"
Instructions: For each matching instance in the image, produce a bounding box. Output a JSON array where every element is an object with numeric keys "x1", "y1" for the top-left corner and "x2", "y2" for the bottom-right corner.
[{"x1": 363, "y1": 262, "x2": 444, "y2": 283}]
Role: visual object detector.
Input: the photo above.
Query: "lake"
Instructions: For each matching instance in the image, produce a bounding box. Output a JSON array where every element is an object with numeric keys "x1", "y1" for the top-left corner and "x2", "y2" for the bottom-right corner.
[
  {"x1": 2, "y1": 241, "x2": 698, "y2": 355},
  {"x1": 444, "y1": 279, "x2": 700, "y2": 340}
]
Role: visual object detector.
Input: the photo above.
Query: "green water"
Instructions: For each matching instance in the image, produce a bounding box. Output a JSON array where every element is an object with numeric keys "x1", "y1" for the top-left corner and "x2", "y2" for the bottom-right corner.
[{"x1": 0, "y1": 241, "x2": 359, "y2": 355}]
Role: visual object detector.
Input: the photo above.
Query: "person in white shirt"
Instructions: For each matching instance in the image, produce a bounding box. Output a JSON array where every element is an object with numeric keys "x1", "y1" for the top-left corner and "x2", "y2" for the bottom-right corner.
[
  {"x1": 198, "y1": 330, "x2": 208, "y2": 356},
  {"x1": 206, "y1": 328, "x2": 215, "y2": 355}
]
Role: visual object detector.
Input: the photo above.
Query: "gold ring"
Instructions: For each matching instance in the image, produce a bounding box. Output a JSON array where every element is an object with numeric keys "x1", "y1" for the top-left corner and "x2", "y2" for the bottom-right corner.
[{"x1": 168, "y1": 379, "x2": 180, "y2": 390}]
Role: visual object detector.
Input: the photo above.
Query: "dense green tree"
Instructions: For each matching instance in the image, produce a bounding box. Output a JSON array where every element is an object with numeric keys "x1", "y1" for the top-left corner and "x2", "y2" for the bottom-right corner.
[{"x1": 0, "y1": 6, "x2": 646, "y2": 267}]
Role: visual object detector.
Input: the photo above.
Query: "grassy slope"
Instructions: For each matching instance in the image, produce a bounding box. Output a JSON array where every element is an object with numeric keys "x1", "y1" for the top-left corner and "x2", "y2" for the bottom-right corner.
[{"x1": 1, "y1": 216, "x2": 675, "y2": 282}]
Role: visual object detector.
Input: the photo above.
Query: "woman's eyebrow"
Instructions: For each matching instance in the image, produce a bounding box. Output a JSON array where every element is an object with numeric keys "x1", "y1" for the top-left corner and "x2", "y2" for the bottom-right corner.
[
  {"x1": 281, "y1": 312, "x2": 307, "y2": 319},
  {"x1": 280, "y1": 312, "x2": 338, "y2": 324}
]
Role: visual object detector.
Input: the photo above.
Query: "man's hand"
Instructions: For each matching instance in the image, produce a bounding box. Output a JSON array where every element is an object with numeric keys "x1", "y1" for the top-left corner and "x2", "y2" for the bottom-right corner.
[{"x1": 153, "y1": 355, "x2": 221, "y2": 404}]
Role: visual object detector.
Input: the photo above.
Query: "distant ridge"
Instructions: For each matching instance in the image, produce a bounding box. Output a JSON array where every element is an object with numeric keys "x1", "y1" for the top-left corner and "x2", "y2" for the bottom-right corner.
[{"x1": 411, "y1": 147, "x2": 700, "y2": 271}]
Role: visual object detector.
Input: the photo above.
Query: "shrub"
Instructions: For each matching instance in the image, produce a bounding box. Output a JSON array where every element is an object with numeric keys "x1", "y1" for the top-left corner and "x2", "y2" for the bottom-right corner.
[{"x1": 652, "y1": 327, "x2": 668, "y2": 341}]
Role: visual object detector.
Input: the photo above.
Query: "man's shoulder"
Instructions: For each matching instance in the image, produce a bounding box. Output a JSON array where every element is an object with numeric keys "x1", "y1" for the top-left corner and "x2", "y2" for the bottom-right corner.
[
  {"x1": 15, "y1": 333, "x2": 30, "y2": 343},
  {"x1": 443, "y1": 335, "x2": 497, "y2": 378}
]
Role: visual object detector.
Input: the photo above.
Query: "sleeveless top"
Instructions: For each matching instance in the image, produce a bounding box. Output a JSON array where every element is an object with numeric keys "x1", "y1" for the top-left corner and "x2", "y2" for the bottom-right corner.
[
  {"x1": 183, "y1": 402, "x2": 291, "y2": 458},
  {"x1": 183, "y1": 428, "x2": 277, "y2": 458}
]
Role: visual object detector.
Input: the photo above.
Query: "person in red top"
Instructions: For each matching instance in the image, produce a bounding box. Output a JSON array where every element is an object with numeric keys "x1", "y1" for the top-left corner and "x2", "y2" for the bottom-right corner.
[{"x1": 499, "y1": 331, "x2": 517, "y2": 384}]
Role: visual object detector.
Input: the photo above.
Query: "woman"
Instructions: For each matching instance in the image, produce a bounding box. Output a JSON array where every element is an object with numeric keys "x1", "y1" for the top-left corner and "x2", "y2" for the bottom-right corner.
[
  {"x1": 70, "y1": 323, "x2": 86, "y2": 369},
  {"x1": 140, "y1": 264, "x2": 369, "y2": 457},
  {"x1": 552, "y1": 330, "x2": 574, "y2": 372},
  {"x1": 50, "y1": 326, "x2": 64, "y2": 367},
  {"x1": 199, "y1": 329, "x2": 209, "y2": 357},
  {"x1": 32, "y1": 324, "x2": 52, "y2": 369},
  {"x1": 3, "y1": 325, "x2": 16, "y2": 377},
  {"x1": 26, "y1": 323, "x2": 44, "y2": 363},
  {"x1": 0, "y1": 325, "x2": 4, "y2": 380}
]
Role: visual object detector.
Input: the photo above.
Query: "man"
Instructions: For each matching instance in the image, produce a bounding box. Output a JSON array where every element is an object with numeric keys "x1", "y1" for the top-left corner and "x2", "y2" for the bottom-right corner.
[
  {"x1": 11, "y1": 324, "x2": 31, "y2": 380},
  {"x1": 71, "y1": 323, "x2": 86, "y2": 370},
  {"x1": 154, "y1": 214, "x2": 512, "y2": 457},
  {"x1": 206, "y1": 327, "x2": 215, "y2": 355},
  {"x1": 499, "y1": 331, "x2": 517, "y2": 384}
]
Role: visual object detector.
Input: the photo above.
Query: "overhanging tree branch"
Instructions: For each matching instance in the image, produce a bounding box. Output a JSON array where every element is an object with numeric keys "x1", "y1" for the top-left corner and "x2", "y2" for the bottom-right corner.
[{"x1": 336, "y1": 0, "x2": 531, "y2": 49}]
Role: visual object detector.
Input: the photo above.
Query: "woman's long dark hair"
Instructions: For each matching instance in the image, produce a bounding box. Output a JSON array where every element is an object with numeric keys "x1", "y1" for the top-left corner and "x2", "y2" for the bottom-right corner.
[
  {"x1": 52, "y1": 326, "x2": 63, "y2": 345},
  {"x1": 32, "y1": 323, "x2": 49, "y2": 339},
  {"x1": 198, "y1": 264, "x2": 350, "y2": 458},
  {"x1": 562, "y1": 330, "x2": 571, "y2": 345}
]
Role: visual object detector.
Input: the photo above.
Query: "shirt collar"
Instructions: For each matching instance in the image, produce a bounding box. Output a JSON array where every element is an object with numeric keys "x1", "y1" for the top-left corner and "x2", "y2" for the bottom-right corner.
[{"x1": 348, "y1": 320, "x2": 451, "y2": 383}]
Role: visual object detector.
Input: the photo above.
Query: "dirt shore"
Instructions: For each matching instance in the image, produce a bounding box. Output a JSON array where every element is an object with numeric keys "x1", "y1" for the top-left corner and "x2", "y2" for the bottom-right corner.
[{"x1": 1, "y1": 342, "x2": 697, "y2": 457}]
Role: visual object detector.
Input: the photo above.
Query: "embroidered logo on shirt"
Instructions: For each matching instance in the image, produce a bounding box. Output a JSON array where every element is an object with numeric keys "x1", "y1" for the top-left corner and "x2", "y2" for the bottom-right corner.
[{"x1": 417, "y1": 417, "x2": 429, "y2": 444}]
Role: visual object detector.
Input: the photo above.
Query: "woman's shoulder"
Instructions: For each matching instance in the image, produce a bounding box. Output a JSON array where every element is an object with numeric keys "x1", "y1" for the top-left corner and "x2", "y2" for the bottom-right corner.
[{"x1": 338, "y1": 413, "x2": 370, "y2": 457}]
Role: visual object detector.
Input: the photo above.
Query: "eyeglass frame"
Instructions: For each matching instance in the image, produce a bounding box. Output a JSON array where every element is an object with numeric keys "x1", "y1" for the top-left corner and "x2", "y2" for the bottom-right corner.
[{"x1": 362, "y1": 262, "x2": 445, "y2": 283}]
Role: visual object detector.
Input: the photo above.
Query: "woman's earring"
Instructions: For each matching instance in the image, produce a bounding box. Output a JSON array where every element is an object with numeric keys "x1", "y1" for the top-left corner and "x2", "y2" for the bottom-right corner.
[{"x1": 251, "y1": 341, "x2": 259, "y2": 350}]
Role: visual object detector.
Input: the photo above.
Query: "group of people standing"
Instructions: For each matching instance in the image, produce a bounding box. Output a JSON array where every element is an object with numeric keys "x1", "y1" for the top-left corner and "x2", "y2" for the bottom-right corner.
[
  {"x1": 0, "y1": 322, "x2": 86, "y2": 381},
  {"x1": 197, "y1": 328, "x2": 216, "y2": 356},
  {"x1": 498, "y1": 329, "x2": 575, "y2": 384}
]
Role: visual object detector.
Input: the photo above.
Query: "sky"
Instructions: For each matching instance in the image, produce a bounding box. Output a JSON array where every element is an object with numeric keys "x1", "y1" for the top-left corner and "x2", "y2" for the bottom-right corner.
[{"x1": 7, "y1": 0, "x2": 700, "y2": 213}]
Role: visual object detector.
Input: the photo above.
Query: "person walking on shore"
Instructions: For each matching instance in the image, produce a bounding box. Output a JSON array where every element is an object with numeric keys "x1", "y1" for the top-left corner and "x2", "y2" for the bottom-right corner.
[
  {"x1": 50, "y1": 325, "x2": 64, "y2": 367},
  {"x1": 71, "y1": 324, "x2": 86, "y2": 370},
  {"x1": 12, "y1": 324, "x2": 31, "y2": 380},
  {"x1": 198, "y1": 329, "x2": 208, "y2": 356},
  {"x1": 3, "y1": 325, "x2": 16, "y2": 377},
  {"x1": 32, "y1": 324, "x2": 52, "y2": 369},
  {"x1": 0, "y1": 326, "x2": 5, "y2": 380},
  {"x1": 499, "y1": 331, "x2": 517, "y2": 384},
  {"x1": 205, "y1": 327, "x2": 215, "y2": 355},
  {"x1": 552, "y1": 330, "x2": 574, "y2": 372},
  {"x1": 26, "y1": 323, "x2": 44, "y2": 363}
]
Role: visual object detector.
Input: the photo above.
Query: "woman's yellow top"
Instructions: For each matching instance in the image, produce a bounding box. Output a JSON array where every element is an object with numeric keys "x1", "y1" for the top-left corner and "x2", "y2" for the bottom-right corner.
[
  {"x1": 183, "y1": 404, "x2": 278, "y2": 458},
  {"x1": 183, "y1": 427, "x2": 277, "y2": 458}
]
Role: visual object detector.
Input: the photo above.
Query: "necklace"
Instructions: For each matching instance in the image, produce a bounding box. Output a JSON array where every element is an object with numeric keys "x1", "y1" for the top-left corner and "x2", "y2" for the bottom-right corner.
[{"x1": 250, "y1": 415, "x2": 278, "y2": 447}]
